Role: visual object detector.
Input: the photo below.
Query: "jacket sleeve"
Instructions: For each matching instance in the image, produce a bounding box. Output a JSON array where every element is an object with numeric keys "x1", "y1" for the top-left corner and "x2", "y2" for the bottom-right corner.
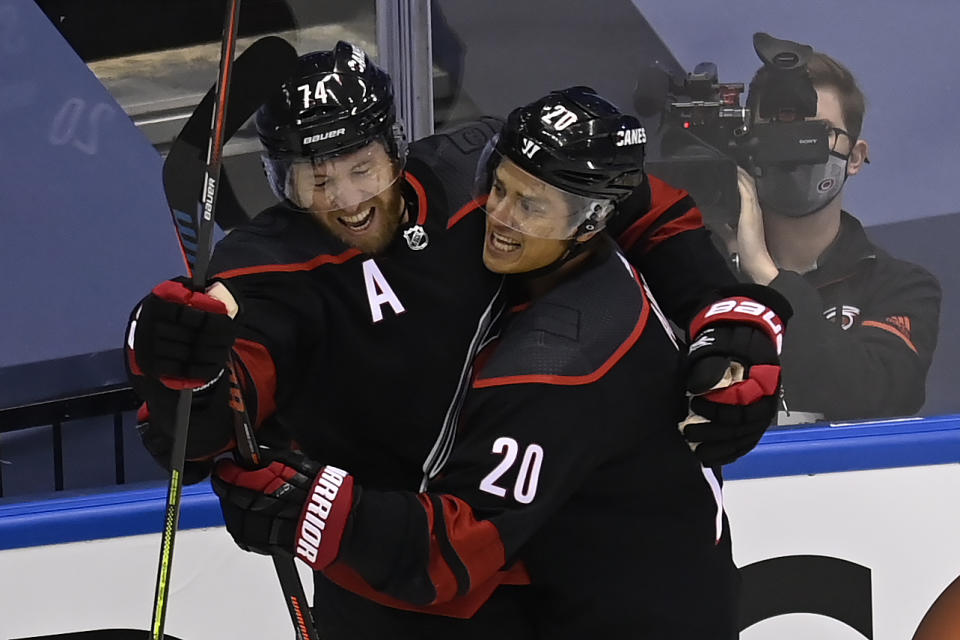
[
  {"x1": 770, "y1": 265, "x2": 941, "y2": 420},
  {"x1": 325, "y1": 381, "x2": 615, "y2": 617},
  {"x1": 611, "y1": 175, "x2": 739, "y2": 327}
]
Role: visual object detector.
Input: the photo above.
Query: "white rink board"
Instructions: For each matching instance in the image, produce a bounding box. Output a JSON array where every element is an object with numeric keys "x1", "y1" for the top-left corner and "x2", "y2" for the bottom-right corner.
[
  {"x1": 0, "y1": 527, "x2": 313, "y2": 640},
  {"x1": 2, "y1": 464, "x2": 960, "y2": 638},
  {"x1": 726, "y1": 463, "x2": 960, "y2": 639}
]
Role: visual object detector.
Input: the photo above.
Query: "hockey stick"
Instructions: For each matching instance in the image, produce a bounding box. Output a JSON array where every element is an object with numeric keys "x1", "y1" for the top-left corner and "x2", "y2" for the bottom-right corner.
[
  {"x1": 158, "y1": 33, "x2": 319, "y2": 640},
  {"x1": 223, "y1": 356, "x2": 321, "y2": 640},
  {"x1": 273, "y1": 555, "x2": 321, "y2": 640},
  {"x1": 220, "y1": 373, "x2": 321, "y2": 639},
  {"x1": 148, "y1": 1, "x2": 241, "y2": 637}
]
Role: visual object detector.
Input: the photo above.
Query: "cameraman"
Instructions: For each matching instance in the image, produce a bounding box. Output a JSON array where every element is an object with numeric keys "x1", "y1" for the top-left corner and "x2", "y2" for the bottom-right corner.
[{"x1": 731, "y1": 46, "x2": 941, "y2": 423}]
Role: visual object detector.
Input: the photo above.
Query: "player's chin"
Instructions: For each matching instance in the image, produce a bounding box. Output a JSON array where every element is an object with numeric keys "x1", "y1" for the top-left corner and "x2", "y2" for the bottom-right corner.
[{"x1": 324, "y1": 205, "x2": 397, "y2": 254}]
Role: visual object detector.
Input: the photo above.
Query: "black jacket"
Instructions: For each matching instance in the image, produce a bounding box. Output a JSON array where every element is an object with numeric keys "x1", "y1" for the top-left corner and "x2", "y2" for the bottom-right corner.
[{"x1": 766, "y1": 212, "x2": 941, "y2": 422}]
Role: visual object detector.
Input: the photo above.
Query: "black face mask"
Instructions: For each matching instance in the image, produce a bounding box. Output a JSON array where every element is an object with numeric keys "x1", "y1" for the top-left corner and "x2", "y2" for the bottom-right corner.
[{"x1": 754, "y1": 149, "x2": 849, "y2": 218}]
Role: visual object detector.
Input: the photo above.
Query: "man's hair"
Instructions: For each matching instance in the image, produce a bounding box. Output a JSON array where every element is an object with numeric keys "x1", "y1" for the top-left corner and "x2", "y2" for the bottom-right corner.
[{"x1": 750, "y1": 50, "x2": 867, "y2": 142}]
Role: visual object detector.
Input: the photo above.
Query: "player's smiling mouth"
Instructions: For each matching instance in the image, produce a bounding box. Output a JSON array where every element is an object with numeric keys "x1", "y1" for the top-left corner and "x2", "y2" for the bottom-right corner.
[
  {"x1": 338, "y1": 208, "x2": 375, "y2": 232},
  {"x1": 489, "y1": 230, "x2": 521, "y2": 253}
]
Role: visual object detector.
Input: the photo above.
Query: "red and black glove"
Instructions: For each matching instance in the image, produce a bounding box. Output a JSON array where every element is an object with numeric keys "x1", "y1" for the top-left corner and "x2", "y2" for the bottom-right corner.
[
  {"x1": 682, "y1": 284, "x2": 792, "y2": 466},
  {"x1": 125, "y1": 277, "x2": 239, "y2": 460},
  {"x1": 126, "y1": 277, "x2": 237, "y2": 390},
  {"x1": 211, "y1": 449, "x2": 355, "y2": 571}
]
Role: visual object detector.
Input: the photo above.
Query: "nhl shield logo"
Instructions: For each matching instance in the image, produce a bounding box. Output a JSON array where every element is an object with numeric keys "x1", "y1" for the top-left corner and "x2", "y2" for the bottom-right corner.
[{"x1": 403, "y1": 224, "x2": 429, "y2": 251}]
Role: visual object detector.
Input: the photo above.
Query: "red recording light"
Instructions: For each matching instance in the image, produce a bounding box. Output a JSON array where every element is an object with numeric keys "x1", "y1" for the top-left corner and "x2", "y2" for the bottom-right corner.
[{"x1": 683, "y1": 121, "x2": 691, "y2": 129}]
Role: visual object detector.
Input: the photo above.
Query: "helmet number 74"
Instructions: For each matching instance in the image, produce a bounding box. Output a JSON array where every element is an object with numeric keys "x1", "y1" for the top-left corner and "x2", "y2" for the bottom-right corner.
[{"x1": 296, "y1": 76, "x2": 337, "y2": 108}]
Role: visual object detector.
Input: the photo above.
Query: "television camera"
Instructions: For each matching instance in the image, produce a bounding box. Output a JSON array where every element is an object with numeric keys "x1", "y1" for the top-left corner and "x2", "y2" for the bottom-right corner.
[{"x1": 639, "y1": 32, "x2": 834, "y2": 227}]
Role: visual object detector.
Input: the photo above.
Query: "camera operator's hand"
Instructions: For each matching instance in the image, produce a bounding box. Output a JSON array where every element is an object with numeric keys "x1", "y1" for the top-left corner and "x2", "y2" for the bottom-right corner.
[{"x1": 736, "y1": 168, "x2": 779, "y2": 285}]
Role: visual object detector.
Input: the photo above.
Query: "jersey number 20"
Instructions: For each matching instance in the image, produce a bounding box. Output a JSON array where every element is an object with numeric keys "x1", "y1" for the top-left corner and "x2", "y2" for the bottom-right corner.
[{"x1": 479, "y1": 437, "x2": 544, "y2": 504}]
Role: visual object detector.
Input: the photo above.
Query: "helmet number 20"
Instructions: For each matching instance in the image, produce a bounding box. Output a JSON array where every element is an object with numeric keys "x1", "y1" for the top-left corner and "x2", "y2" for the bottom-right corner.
[
  {"x1": 479, "y1": 437, "x2": 544, "y2": 504},
  {"x1": 540, "y1": 105, "x2": 578, "y2": 131}
]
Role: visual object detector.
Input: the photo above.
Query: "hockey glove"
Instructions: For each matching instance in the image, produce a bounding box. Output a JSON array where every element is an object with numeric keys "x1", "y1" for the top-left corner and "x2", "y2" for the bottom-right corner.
[
  {"x1": 136, "y1": 404, "x2": 214, "y2": 485},
  {"x1": 681, "y1": 285, "x2": 792, "y2": 466},
  {"x1": 132, "y1": 365, "x2": 238, "y2": 476},
  {"x1": 124, "y1": 278, "x2": 241, "y2": 461},
  {"x1": 125, "y1": 277, "x2": 237, "y2": 390},
  {"x1": 212, "y1": 449, "x2": 355, "y2": 571}
]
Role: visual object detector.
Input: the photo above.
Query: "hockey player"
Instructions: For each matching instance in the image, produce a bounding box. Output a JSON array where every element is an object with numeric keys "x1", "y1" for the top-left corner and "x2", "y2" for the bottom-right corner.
[
  {"x1": 210, "y1": 87, "x2": 765, "y2": 638},
  {"x1": 125, "y1": 42, "x2": 788, "y2": 634}
]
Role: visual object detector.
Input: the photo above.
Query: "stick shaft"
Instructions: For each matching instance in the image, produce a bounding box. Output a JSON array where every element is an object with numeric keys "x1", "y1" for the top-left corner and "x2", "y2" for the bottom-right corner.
[
  {"x1": 192, "y1": 0, "x2": 241, "y2": 287},
  {"x1": 148, "y1": 2, "x2": 241, "y2": 637},
  {"x1": 273, "y1": 556, "x2": 321, "y2": 640},
  {"x1": 226, "y1": 356, "x2": 319, "y2": 640}
]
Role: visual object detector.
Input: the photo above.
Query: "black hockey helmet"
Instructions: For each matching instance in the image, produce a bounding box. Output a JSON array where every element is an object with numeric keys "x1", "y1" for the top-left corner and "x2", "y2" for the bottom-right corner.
[
  {"x1": 256, "y1": 41, "x2": 408, "y2": 212},
  {"x1": 477, "y1": 86, "x2": 647, "y2": 238}
]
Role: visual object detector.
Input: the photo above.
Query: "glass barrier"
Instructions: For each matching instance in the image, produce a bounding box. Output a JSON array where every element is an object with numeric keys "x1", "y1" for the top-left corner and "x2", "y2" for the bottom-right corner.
[
  {"x1": 434, "y1": 0, "x2": 959, "y2": 424},
  {"x1": 0, "y1": 0, "x2": 377, "y2": 498},
  {"x1": 0, "y1": 7, "x2": 958, "y2": 640},
  {"x1": 61, "y1": 0, "x2": 377, "y2": 219},
  {"x1": 3, "y1": 0, "x2": 958, "y2": 504},
  {"x1": 39, "y1": 0, "x2": 377, "y2": 150}
]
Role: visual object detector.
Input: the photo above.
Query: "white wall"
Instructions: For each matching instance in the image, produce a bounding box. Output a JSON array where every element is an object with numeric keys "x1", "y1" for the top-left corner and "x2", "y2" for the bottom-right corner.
[
  {"x1": 3, "y1": 463, "x2": 960, "y2": 638},
  {"x1": 0, "y1": 527, "x2": 312, "y2": 640},
  {"x1": 727, "y1": 463, "x2": 960, "y2": 638}
]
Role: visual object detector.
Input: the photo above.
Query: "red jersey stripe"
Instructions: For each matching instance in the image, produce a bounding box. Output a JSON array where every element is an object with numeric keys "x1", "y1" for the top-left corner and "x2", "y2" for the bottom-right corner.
[
  {"x1": 433, "y1": 494, "x2": 506, "y2": 597},
  {"x1": 645, "y1": 207, "x2": 705, "y2": 249},
  {"x1": 212, "y1": 247, "x2": 362, "y2": 280},
  {"x1": 405, "y1": 172, "x2": 429, "y2": 225},
  {"x1": 322, "y1": 492, "x2": 525, "y2": 618},
  {"x1": 212, "y1": 173, "x2": 431, "y2": 281},
  {"x1": 617, "y1": 175, "x2": 704, "y2": 252},
  {"x1": 448, "y1": 196, "x2": 487, "y2": 229}
]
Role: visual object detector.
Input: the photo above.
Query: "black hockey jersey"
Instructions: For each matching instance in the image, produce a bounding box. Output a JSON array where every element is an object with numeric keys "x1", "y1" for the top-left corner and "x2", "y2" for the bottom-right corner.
[
  {"x1": 196, "y1": 118, "x2": 740, "y2": 636},
  {"x1": 309, "y1": 240, "x2": 738, "y2": 639},
  {"x1": 204, "y1": 118, "x2": 735, "y2": 491},
  {"x1": 207, "y1": 118, "x2": 505, "y2": 490}
]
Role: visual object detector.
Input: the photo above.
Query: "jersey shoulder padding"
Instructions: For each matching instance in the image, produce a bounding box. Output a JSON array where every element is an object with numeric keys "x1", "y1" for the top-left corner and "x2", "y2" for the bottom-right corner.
[
  {"x1": 476, "y1": 243, "x2": 651, "y2": 385},
  {"x1": 407, "y1": 117, "x2": 503, "y2": 219}
]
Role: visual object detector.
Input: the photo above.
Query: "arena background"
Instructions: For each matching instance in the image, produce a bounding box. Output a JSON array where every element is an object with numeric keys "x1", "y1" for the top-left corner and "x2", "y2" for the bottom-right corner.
[{"x1": 1, "y1": 1, "x2": 958, "y2": 637}]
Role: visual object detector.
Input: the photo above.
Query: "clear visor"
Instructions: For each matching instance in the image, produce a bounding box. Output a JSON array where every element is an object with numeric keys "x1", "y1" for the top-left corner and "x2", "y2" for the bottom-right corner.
[
  {"x1": 478, "y1": 150, "x2": 613, "y2": 239},
  {"x1": 270, "y1": 139, "x2": 404, "y2": 213}
]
